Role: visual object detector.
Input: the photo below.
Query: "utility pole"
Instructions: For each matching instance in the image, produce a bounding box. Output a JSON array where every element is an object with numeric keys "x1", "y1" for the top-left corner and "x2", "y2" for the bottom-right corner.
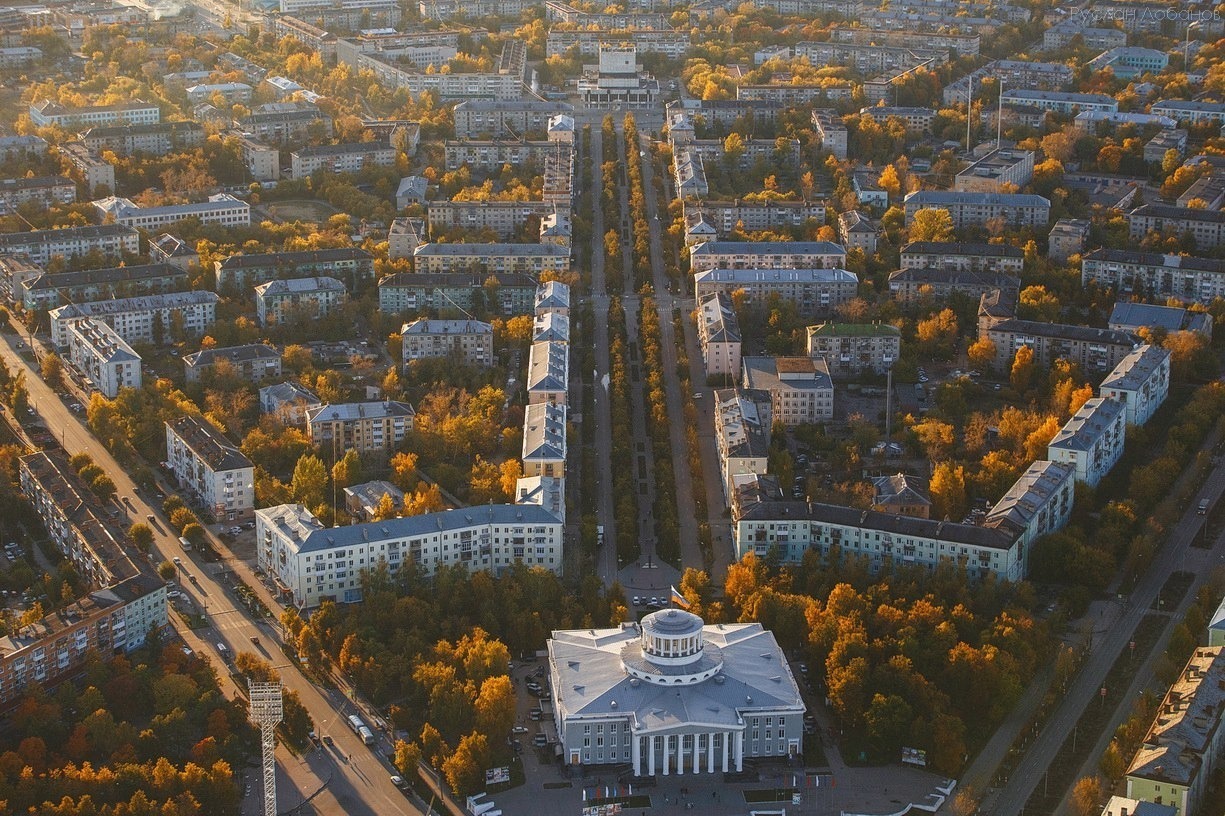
[{"x1": 248, "y1": 682, "x2": 284, "y2": 816}]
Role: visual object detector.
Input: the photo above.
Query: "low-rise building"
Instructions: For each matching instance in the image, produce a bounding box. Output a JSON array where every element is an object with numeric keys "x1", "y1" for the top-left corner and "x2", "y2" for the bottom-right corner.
[
  {"x1": 982, "y1": 460, "x2": 1075, "y2": 560},
  {"x1": 1150, "y1": 100, "x2": 1225, "y2": 127},
  {"x1": 149, "y1": 234, "x2": 199, "y2": 271},
  {"x1": 49, "y1": 291, "x2": 218, "y2": 348},
  {"x1": 401, "y1": 318, "x2": 494, "y2": 367},
  {"x1": 256, "y1": 501, "x2": 563, "y2": 606},
  {"x1": 1048, "y1": 219, "x2": 1091, "y2": 263},
  {"x1": 1125, "y1": 647, "x2": 1225, "y2": 816},
  {"x1": 58, "y1": 142, "x2": 116, "y2": 196},
  {"x1": 985, "y1": 318, "x2": 1138, "y2": 375},
  {"x1": 889, "y1": 268, "x2": 1020, "y2": 303},
  {"x1": 734, "y1": 499, "x2": 1023, "y2": 580},
  {"x1": 29, "y1": 99, "x2": 160, "y2": 128},
  {"x1": 215, "y1": 248, "x2": 374, "y2": 292},
  {"x1": 742, "y1": 356, "x2": 833, "y2": 425},
  {"x1": 378, "y1": 272, "x2": 538, "y2": 316},
  {"x1": 99, "y1": 194, "x2": 251, "y2": 231},
  {"x1": 685, "y1": 200, "x2": 826, "y2": 236},
  {"x1": 1099, "y1": 344, "x2": 1171, "y2": 427},
  {"x1": 693, "y1": 268, "x2": 858, "y2": 317},
  {"x1": 1088, "y1": 46, "x2": 1168, "y2": 79},
  {"x1": 1082, "y1": 249, "x2": 1225, "y2": 305},
  {"x1": 388, "y1": 217, "x2": 427, "y2": 259},
  {"x1": 1000, "y1": 89, "x2": 1118, "y2": 115},
  {"x1": 900, "y1": 241, "x2": 1025, "y2": 274},
  {"x1": 714, "y1": 387, "x2": 771, "y2": 501},
  {"x1": 805, "y1": 322, "x2": 900, "y2": 377},
  {"x1": 1047, "y1": 397, "x2": 1127, "y2": 487},
  {"x1": 306, "y1": 401, "x2": 416, "y2": 455},
  {"x1": 903, "y1": 191, "x2": 1051, "y2": 229},
  {"x1": 443, "y1": 138, "x2": 568, "y2": 172},
  {"x1": 452, "y1": 100, "x2": 575, "y2": 139},
  {"x1": 857, "y1": 105, "x2": 937, "y2": 133},
  {"x1": 241, "y1": 102, "x2": 333, "y2": 145},
  {"x1": 427, "y1": 200, "x2": 555, "y2": 240},
  {"x1": 63, "y1": 317, "x2": 141, "y2": 398},
  {"x1": 527, "y1": 341, "x2": 569, "y2": 405},
  {"x1": 811, "y1": 109, "x2": 848, "y2": 159},
  {"x1": 954, "y1": 148, "x2": 1035, "y2": 193},
  {"x1": 0, "y1": 224, "x2": 137, "y2": 267},
  {"x1": 183, "y1": 344, "x2": 282, "y2": 384},
  {"x1": 533, "y1": 312, "x2": 570, "y2": 344},
  {"x1": 413, "y1": 242, "x2": 572, "y2": 276},
  {"x1": 1144, "y1": 129, "x2": 1188, "y2": 164},
  {"x1": 0, "y1": 176, "x2": 75, "y2": 211},
  {"x1": 535, "y1": 280, "x2": 571, "y2": 317},
  {"x1": 396, "y1": 175, "x2": 428, "y2": 209},
  {"x1": 343, "y1": 480, "x2": 406, "y2": 521},
  {"x1": 522, "y1": 402, "x2": 567, "y2": 478},
  {"x1": 165, "y1": 415, "x2": 256, "y2": 522},
  {"x1": 871, "y1": 473, "x2": 931, "y2": 519},
  {"x1": 21, "y1": 262, "x2": 187, "y2": 312},
  {"x1": 697, "y1": 292, "x2": 741, "y2": 380},
  {"x1": 237, "y1": 134, "x2": 280, "y2": 182},
  {"x1": 1127, "y1": 205, "x2": 1225, "y2": 250},
  {"x1": 259, "y1": 381, "x2": 321, "y2": 425},
  {"x1": 186, "y1": 82, "x2": 253, "y2": 105},
  {"x1": 689, "y1": 241, "x2": 846, "y2": 273},
  {"x1": 838, "y1": 210, "x2": 878, "y2": 253},
  {"x1": 255, "y1": 276, "x2": 348, "y2": 326},
  {"x1": 289, "y1": 141, "x2": 396, "y2": 179},
  {"x1": 1108, "y1": 302, "x2": 1213, "y2": 338}
]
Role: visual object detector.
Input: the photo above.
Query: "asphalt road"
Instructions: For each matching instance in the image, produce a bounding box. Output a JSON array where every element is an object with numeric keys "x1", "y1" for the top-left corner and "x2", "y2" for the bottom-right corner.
[{"x1": 1, "y1": 332, "x2": 422, "y2": 816}]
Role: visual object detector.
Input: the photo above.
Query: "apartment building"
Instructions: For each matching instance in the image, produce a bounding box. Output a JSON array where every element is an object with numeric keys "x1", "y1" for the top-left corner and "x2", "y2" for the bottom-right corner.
[
  {"x1": 185, "y1": 82, "x2": 253, "y2": 105},
  {"x1": 1043, "y1": 19, "x2": 1127, "y2": 49},
  {"x1": 0, "y1": 176, "x2": 75, "y2": 211},
  {"x1": 0, "y1": 572, "x2": 165, "y2": 707},
  {"x1": 101, "y1": 194, "x2": 251, "y2": 230},
  {"x1": 62, "y1": 317, "x2": 141, "y2": 399},
  {"x1": 742, "y1": 356, "x2": 833, "y2": 425},
  {"x1": 954, "y1": 149, "x2": 1036, "y2": 193},
  {"x1": 693, "y1": 268, "x2": 858, "y2": 317},
  {"x1": 1128, "y1": 205, "x2": 1225, "y2": 250},
  {"x1": 29, "y1": 99, "x2": 160, "y2": 128},
  {"x1": 533, "y1": 312, "x2": 570, "y2": 344},
  {"x1": 900, "y1": 241, "x2": 1025, "y2": 274},
  {"x1": 259, "y1": 381, "x2": 321, "y2": 425},
  {"x1": 795, "y1": 41, "x2": 946, "y2": 75},
  {"x1": 1108, "y1": 302, "x2": 1212, "y2": 338},
  {"x1": 401, "y1": 318, "x2": 494, "y2": 367},
  {"x1": 736, "y1": 84, "x2": 850, "y2": 105},
  {"x1": 838, "y1": 210, "x2": 877, "y2": 253},
  {"x1": 165, "y1": 415, "x2": 256, "y2": 522},
  {"x1": 1047, "y1": 397, "x2": 1127, "y2": 487},
  {"x1": 149, "y1": 234, "x2": 199, "y2": 272},
  {"x1": 378, "y1": 271, "x2": 538, "y2": 316},
  {"x1": 0, "y1": 256, "x2": 42, "y2": 305},
  {"x1": 307, "y1": 401, "x2": 416, "y2": 455},
  {"x1": 527, "y1": 340, "x2": 569, "y2": 405},
  {"x1": 453, "y1": 100, "x2": 575, "y2": 138},
  {"x1": 982, "y1": 460, "x2": 1075, "y2": 563},
  {"x1": 889, "y1": 268, "x2": 1020, "y2": 303},
  {"x1": 183, "y1": 344, "x2": 283, "y2": 385},
  {"x1": 215, "y1": 248, "x2": 374, "y2": 292},
  {"x1": 1082, "y1": 249, "x2": 1225, "y2": 305},
  {"x1": 1150, "y1": 100, "x2": 1225, "y2": 127},
  {"x1": 0, "y1": 135, "x2": 48, "y2": 161},
  {"x1": 830, "y1": 26, "x2": 980, "y2": 55},
  {"x1": 546, "y1": 27, "x2": 690, "y2": 58},
  {"x1": 689, "y1": 241, "x2": 846, "y2": 273},
  {"x1": 1099, "y1": 344, "x2": 1171, "y2": 427},
  {"x1": 289, "y1": 141, "x2": 396, "y2": 179},
  {"x1": 903, "y1": 191, "x2": 1051, "y2": 229},
  {"x1": 857, "y1": 106, "x2": 937, "y2": 133},
  {"x1": 50, "y1": 291, "x2": 219, "y2": 348},
  {"x1": 1048, "y1": 219, "x2": 1091, "y2": 263},
  {"x1": 714, "y1": 388, "x2": 771, "y2": 501},
  {"x1": 413, "y1": 243, "x2": 572, "y2": 276},
  {"x1": 697, "y1": 292, "x2": 742, "y2": 380},
  {"x1": 871, "y1": 474, "x2": 931, "y2": 519},
  {"x1": 0, "y1": 224, "x2": 137, "y2": 267},
  {"x1": 387, "y1": 217, "x2": 426, "y2": 260},
  {"x1": 355, "y1": 53, "x2": 524, "y2": 102},
  {"x1": 443, "y1": 139, "x2": 567, "y2": 172},
  {"x1": 256, "y1": 501, "x2": 563, "y2": 606},
  {"x1": 237, "y1": 134, "x2": 280, "y2": 182},
  {"x1": 811, "y1": 109, "x2": 848, "y2": 159},
  {"x1": 1001, "y1": 89, "x2": 1118, "y2": 115},
  {"x1": 806, "y1": 322, "x2": 900, "y2": 377},
  {"x1": 21, "y1": 263, "x2": 188, "y2": 312},
  {"x1": 522, "y1": 402, "x2": 567, "y2": 478},
  {"x1": 535, "y1": 280, "x2": 571, "y2": 317},
  {"x1": 428, "y1": 201, "x2": 555, "y2": 239},
  {"x1": 271, "y1": 15, "x2": 338, "y2": 58},
  {"x1": 1088, "y1": 46, "x2": 1168, "y2": 79},
  {"x1": 943, "y1": 59, "x2": 1074, "y2": 106},
  {"x1": 80, "y1": 121, "x2": 205, "y2": 157},
  {"x1": 1125, "y1": 647, "x2": 1225, "y2": 816},
  {"x1": 734, "y1": 499, "x2": 1023, "y2": 580},
  {"x1": 255, "y1": 276, "x2": 348, "y2": 326},
  {"x1": 240, "y1": 102, "x2": 333, "y2": 145},
  {"x1": 58, "y1": 141, "x2": 115, "y2": 195},
  {"x1": 985, "y1": 318, "x2": 1138, "y2": 375}
]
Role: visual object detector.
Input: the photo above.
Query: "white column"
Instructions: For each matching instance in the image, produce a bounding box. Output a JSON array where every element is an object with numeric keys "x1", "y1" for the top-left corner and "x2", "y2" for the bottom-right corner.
[
  {"x1": 648, "y1": 736, "x2": 655, "y2": 776},
  {"x1": 735, "y1": 730, "x2": 744, "y2": 772},
  {"x1": 707, "y1": 732, "x2": 715, "y2": 773},
  {"x1": 693, "y1": 734, "x2": 701, "y2": 774},
  {"x1": 722, "y1": 732, "x2": 729, "y2": 772},
  {"x1": 662, "y1": 735, "x2": 670, "y2": 775},
  {"x1": 632, "y1": 733, "x2": 641, "y2": 777}
]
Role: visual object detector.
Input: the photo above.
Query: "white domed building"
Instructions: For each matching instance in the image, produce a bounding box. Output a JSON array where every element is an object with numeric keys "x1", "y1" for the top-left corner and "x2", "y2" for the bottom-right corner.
[{"x1": 545, "y1": 609, "x2": 806, "y2": 776}]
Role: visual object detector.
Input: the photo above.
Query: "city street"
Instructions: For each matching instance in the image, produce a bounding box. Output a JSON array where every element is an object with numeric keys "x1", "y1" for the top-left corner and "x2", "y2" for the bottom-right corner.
[{"x1": 0, "y1": 331, "x2": 424, "y2": 816}]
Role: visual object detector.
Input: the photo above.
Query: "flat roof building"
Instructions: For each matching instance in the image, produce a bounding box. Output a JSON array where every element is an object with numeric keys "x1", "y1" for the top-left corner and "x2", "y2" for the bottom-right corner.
[
  {"x1": 806, "y1": 322, "x2": 900, "y2": 377},
  {"x1": 742, "y1": 356, "x2": 833, "y2": 426}
]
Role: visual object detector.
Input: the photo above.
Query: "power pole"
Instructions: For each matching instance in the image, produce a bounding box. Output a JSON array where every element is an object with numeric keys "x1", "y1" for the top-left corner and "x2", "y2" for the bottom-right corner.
[{"x1": 248, "y1": 682, "x2": 284, "y2": 816}]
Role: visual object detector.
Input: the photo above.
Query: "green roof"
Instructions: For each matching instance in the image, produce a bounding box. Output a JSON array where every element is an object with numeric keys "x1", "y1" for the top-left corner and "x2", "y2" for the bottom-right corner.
[{"x1": 807, "y1": 322, "x2": 900, "y2": 337}]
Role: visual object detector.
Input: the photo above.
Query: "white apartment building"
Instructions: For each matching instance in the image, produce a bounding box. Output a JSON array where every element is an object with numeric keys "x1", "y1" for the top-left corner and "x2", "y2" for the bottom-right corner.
[
  {"x1": 105, "y1": 194, "x2": 251, "y2": 230},
  {"x1": 1047, "y1": 397, "x2": 1127, "y2": 487},
  {"x1": 742, "y1": 357, "x2": 833, "y2": 426},
  {"x1": 401, "y1": 318, "x2": 494, "y2": 367},
  {"x1": 697, "y1": 292, "x2": 742, "y2": 380},
  {"x1": 693, "y1": 269, "x2": 859, "y2": 318},
  {"x1": 535, "y1": 281, "x2": 571, "y2": 317},
  {"x1": 954, "y1": 149, "x2": 1036, "y2": 193},
  {"x1": 49, "y1": 291, "x2": 219, "y2": 347},
  {"x1": 982, "y1": 460, "x2": 1075, "y2": 567},
  {"x1": 413, "y1": 243, "x2": 572, "y2": 276},
  {"x1": 63, "y1": 318, "x2": 141, "y2": 399},
  {"x1": 165, "y1": 415, "x2": 256, "y2": 522},
  {"x1": 903, "y1": 191, "x2": 1051, "y2": 229},
  {"x1": 306, "y1": 401, "x2": 416, "y2": 455},
  {"x1": 452, "y1": 100, "x2": 575, "y2": 138},
  {"x1": 289, "y1": 141, "x2": 396, "y2": 179},
  {"x1": 427, "y1": 200, "x2": 555, "y2": 239},
  {"x1": 689, "y1": 241, "x2": 846, "y2": 273},
  {"x1": 256, "y1": 502, "x2": 563, "y2": 607},
  {"x1": 29, "y1": 100, "x2": 160, "y2": 128},
  {"x1": 255, "y1": 276, "x2": 348, "y2": 327},
  {"x1": 1127, "y1": 205, "x2": 1225, "y2": 250},
  {"x1": 0, "y1": 224, "x2": 137, "y2": 267},
  {"x1": 1099, "y1": 344, "x2": 1171, "y2": 427},
  {"x1": 1001, "y1": 89, "x2": 1119, "y2": 115},
  {"x1": 1150, "y1": 100, "x2": 1225, "y2": 127},
  {"x1": 714, "y1": 388, "x2": 771, "y2": 501},
  {"x1": 443, "y1": 139, "x2": 568, "y2": 172},
  {"x1": 900, "y1": 241, "x2": 1025, "y2": 274},
  {"x1": 522, "y1": 402, "x2": 567, "y2": 478},
  {"x1": 533, "y1": 312, "x2": 570, "y2": 343},
  {"x1": 58, "y1": 142, "x2": 116, "y2": 196},
  {"x1": 238, "y1": 135, "x2": 280, "y2": 182},
  {"x1": 527, "y1": 341, "x2": 569, "y2": 406}
]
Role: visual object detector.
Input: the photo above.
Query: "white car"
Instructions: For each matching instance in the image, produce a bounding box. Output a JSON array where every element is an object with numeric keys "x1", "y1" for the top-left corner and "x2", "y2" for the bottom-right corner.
[{"x1": 512, "y1": 726, "x2": 529, "y2": 734}]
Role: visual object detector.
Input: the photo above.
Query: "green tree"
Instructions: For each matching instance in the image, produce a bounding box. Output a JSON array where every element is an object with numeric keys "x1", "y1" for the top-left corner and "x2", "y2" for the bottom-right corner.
[{"x1": 129, "y1": 522, "x2": 155, "y2": 552}]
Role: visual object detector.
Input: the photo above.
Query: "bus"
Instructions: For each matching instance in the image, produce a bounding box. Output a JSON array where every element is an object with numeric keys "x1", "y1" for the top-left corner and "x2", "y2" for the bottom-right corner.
[
  {"x1": 358, "y1": 726, "x2": 375, "y2": 745},
  {"x1": 347, "y1": 714, "x2": 366, "y2": 734}
]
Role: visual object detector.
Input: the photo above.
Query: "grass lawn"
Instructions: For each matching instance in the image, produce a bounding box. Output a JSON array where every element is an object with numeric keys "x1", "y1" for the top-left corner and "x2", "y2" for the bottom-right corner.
[{"x1": 262, "y1": 199, "x2": 341, "y2": 224}]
